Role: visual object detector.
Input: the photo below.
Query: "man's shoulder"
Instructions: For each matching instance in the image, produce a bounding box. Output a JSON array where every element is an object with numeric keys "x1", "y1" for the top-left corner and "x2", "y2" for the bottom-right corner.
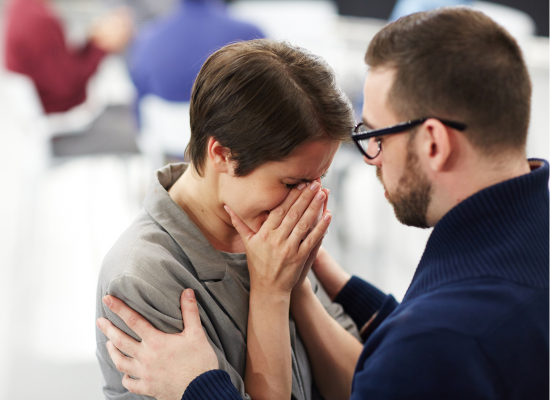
[{"x1": 355, "y1": 279, "x2": 549, "y2": 399}]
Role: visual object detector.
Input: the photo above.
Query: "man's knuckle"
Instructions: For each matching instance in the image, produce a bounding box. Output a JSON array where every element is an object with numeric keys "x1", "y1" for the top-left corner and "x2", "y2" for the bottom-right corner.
[
  {"x1": 114, "y1": 361, "x2": 125, "y2": 373},
  {"x1": 112, "y1": 337, "x2": 123, "y2": 350},
  {"x1": 126, "y1": 315, "x2": 139, "y2": 329}
]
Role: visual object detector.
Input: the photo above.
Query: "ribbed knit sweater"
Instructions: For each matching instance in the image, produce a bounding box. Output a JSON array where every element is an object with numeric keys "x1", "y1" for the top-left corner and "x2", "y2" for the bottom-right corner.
[{"x1": 182, "y1": 158, "x2": 549, "y2": 400}]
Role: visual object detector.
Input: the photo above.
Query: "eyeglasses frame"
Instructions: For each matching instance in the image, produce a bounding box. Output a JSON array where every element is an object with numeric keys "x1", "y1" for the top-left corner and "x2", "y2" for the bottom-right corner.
[{"x1": 351, "y1": 117, "x2": 467, "y2": 160}]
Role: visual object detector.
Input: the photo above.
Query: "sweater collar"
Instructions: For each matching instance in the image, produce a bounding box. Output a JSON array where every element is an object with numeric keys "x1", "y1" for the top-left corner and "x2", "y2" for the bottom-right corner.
[{"x1": 403, "y1": 159, "x2": 549, "y2": 302}]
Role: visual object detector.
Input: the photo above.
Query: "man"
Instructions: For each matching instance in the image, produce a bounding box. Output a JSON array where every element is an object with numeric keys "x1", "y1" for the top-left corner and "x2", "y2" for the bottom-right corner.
[
  {"x1": 97, "y1": 6, "x2": 549, "y2": 400},
  {"x1": 4, "y1": 0, "x2": 132, "y2": 113}
]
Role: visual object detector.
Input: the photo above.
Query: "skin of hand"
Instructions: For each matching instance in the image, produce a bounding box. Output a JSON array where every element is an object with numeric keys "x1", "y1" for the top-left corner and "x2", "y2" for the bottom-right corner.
[
  {"x1": 225, "y1": 182, "x2": 331, "y2": 400},
  {"x1": 90, "y1": 7, "x2": 133, "y2": 53},
  {"x1": 225, "y1": 181, "x2": 331, "y2": 297},
  {"x1": 310, "y1": 246, "x2": 351, "y2": 301},
  {"x1": 96, "y1": 289, "x2": 218, "y2": 400}
]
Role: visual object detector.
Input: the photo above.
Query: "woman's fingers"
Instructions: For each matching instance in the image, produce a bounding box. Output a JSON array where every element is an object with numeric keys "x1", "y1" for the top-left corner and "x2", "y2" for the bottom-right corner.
[
  {"x1": 179, "y1": 289, "x2": 203, "y2": 336},
  {"x1": 224, "y1": 205, "x2": 254, "y2": 242},
  {"x1": 262, "y1": 184, "x2": 306, "y2": 231},
  {"x1": 299, "y1": 209, "x2": 332, "y2": 256},
  {"x1": 102, "y1": 295, "x2": 155, "y2": 341},
  {"x1": 106, "y1": 340, "x2": 137, "y2": 376},
  {"x1": 288, "y1": 189, "x2": 327, "y2": 246},
  {"x1": 278, "y1": 182, "x2": 324, "y2": 238},
  {"x1": 97, "y1": 317, "x2": 139, "y2": 358}
]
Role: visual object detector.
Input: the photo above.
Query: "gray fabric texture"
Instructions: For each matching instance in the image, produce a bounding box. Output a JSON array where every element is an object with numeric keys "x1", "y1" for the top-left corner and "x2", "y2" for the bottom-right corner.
[{"x1": 96, "y1": 163, "x2": 359, "y2": 400}]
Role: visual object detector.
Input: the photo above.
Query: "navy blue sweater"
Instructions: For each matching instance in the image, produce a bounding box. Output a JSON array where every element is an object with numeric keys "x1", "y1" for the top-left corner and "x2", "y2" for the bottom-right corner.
[{"x1": 183, "y1": 159, "x2": 549, "y2": 400}]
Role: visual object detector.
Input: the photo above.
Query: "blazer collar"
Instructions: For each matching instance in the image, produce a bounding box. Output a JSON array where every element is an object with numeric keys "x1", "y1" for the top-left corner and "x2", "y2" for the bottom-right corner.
[{"x1": 143, "y1": 163, "x2": 249, "y2": 336}]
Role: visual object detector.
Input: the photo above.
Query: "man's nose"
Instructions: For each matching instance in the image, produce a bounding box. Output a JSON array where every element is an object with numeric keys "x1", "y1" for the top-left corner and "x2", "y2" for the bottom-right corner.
[{"x1": 363, "y1": 155, "x2": 381, "y2": 166}]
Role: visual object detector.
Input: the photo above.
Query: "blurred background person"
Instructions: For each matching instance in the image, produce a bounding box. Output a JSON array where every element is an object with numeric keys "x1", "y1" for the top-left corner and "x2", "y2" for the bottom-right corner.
[
  {"x1": 129, "y1": 0, "x2": 264, "y2": 166},
  {"x1": 4, "y1": 0, "x2": 133, "y2": 114}
]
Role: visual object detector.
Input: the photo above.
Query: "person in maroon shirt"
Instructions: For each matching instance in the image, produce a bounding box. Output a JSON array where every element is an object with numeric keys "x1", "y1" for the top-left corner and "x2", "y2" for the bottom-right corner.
[{"x1": 4, "y1": 0, "x2": 132, "y2": 113}]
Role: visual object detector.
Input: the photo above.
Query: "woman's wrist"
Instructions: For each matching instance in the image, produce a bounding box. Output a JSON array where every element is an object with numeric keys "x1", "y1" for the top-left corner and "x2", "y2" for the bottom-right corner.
[{"x1": 290, "y1": 278, "x2": 316, "y2": 315}]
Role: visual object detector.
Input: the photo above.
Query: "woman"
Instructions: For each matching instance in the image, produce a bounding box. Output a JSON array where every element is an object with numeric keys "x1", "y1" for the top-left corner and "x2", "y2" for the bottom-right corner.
[{"x1": 95, "y1": 39, "x2": 359, "y2": 400}]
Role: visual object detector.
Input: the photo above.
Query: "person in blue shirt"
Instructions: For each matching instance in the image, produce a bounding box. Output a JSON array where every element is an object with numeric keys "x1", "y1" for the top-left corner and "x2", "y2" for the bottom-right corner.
[
  {"x1": 129, "y1": 0, "x2": 264, "y2": 109},
  {"x1": 97, "y1": 7, "x2": 549, "y2": 400}
]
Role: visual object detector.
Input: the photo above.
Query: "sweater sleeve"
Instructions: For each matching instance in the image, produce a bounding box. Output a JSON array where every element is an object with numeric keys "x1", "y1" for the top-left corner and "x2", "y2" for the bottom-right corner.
[
  {"x1": 334, "y1": 276, "x2": 395, "y2": 331},
  {"x1": 183, "y1": 370, "x2": 242, "y2": 400}
]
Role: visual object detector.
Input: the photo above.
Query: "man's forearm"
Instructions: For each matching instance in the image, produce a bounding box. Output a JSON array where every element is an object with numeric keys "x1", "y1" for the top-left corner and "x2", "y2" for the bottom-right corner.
[
  {"x1": 244, "y1": 289, "x2": 293, "y2": 400},
  {"x1": 290, "y1": 282, "x2": 363, "y2": 400}
]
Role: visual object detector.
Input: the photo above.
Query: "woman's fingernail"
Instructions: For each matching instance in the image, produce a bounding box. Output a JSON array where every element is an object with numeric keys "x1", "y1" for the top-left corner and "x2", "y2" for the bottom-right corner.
[
  {"x1": 103, "y1": 296, "x2": 112, "y2": 308},
  {"x1": 184, "y1": 289, "x2": 195, "y2": 299},
  {"x1": 297, "y1": 183, "x2": 306, "y2": 190},
  {"x1": 223, "y1": 205, "x2": 230, "y2": 213},
  {"x1": 96, "y1": 319, "x2": 102, "y2": 328},
  {"x1": 315, "y1": 191, "x2": 325, "y2": 201},
  {"x1": 324, "y1": 212, "x2": 332, "y2": 222},
  {"x1": 310, "y1": 182, "x2": 320, "y2": 191}
]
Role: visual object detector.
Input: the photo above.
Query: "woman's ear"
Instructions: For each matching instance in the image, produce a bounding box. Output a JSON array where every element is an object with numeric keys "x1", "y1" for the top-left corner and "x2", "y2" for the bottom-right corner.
[
  {"x1": 420, "y1": 119, "x2": 453, "y2": 173},
  {"x1": 207, "y1": 137, "x2": 233, "y2": 174}
]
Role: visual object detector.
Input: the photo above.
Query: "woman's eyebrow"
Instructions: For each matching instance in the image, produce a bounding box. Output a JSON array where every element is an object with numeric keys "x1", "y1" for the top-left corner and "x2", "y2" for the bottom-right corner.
[{"x1": 287, "y1": 171, "x2": 329, "y2": 182}]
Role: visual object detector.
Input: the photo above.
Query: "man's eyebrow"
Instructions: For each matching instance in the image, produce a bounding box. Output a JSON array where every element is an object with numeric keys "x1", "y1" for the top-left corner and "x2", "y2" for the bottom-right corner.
[{"x1": 362, "y1": 118, "x2": 375, "y2": 130}]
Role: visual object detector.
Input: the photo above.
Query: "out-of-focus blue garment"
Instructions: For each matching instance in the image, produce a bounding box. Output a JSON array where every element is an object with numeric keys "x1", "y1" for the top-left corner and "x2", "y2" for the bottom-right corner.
[
  {"x1": 128, "y1": 0, "x2": 264, "y2": 107},
  {"x1": 390, "y1": 0, "x2": 471, "y2": 21}
]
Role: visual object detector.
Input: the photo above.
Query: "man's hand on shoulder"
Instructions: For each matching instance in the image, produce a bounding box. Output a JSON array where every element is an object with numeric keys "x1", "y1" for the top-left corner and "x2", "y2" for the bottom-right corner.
[{"x1": 96, "y1": 289, "x2": 219, "y2": 400}]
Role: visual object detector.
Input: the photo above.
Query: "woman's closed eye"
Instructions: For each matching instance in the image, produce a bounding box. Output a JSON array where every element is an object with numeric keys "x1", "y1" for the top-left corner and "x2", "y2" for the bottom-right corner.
[{"x1": 283, "y1": 172, "x2": 327, "y2": 190}]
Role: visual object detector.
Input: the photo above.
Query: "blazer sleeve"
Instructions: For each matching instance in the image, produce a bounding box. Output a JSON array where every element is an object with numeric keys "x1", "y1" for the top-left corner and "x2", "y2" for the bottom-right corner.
[{"x1": 96, "y1": 273, "x2": 250, "y2": 400}]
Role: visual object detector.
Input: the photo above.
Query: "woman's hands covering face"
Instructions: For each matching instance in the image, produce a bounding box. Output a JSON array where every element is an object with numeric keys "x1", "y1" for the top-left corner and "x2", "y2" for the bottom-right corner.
[{"x1": 224, "y1": 181, "x2": 331, "y2": 296}]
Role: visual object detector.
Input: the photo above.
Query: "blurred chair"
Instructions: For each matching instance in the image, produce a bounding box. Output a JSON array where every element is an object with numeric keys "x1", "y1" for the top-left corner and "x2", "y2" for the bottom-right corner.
[{"x1": 138, "y1": 95, "x2": 191, "y2": 168}]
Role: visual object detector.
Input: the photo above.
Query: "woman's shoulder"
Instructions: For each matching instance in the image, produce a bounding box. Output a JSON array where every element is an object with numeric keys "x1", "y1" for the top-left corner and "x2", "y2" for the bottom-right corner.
[{"x1": 99, "y1": 208, "x2": 199, "y2": 296}]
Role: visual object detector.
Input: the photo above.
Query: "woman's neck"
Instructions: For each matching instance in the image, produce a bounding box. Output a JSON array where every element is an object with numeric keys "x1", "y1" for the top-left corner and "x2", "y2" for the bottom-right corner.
[{"x1": 168, "y1": 166, "x2": 246, "y2": 253}]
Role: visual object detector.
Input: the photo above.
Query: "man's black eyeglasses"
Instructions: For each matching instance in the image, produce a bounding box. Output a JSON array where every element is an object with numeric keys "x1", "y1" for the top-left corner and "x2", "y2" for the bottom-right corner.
[{"x1": 351, "y1": 117, "x2": 467, "y2": 159}]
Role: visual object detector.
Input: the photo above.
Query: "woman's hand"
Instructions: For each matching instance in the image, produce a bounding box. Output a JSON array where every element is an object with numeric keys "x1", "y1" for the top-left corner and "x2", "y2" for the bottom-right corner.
[
  {"x1": 225, "y1": 182, "x2": 331, "y2": 400},
  {"x1": 224, "y1": 181, "x2": 331, "y2": 296},
  {"x1": 96, "y1": 289, "x2": 218, "y2": 400}
]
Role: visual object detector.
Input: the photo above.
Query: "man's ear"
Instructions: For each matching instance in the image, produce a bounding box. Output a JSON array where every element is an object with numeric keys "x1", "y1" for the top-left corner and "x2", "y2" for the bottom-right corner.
[
  {"x1": 207, "y1": 137, "x2": 233, "y2": 174},
  {"x1": 419, "y1": 118, "x2": 453, "y2": 172}
]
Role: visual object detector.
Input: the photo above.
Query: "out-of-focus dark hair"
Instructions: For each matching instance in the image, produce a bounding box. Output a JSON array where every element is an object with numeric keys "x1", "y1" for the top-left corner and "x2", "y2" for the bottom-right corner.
[
  {"x1": 187, "y1": 39, "x2": 354, "y2": 177},
  {"x1": 365, "y1": 7, "x2": 531, "y2": 154}
]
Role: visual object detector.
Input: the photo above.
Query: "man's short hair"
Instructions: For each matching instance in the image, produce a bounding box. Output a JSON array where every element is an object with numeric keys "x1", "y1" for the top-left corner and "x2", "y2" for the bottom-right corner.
[
  {"x1": 187, "y1": 39, "x2": 354, "y2": 177},
  {"x1": 366, "y1": 7, "x2": 532, "y2": 154}
]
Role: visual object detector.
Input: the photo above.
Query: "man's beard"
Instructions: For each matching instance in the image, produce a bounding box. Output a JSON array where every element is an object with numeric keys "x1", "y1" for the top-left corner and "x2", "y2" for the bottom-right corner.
[{"x1": 376, "y1": 139, "x2": 432, "y2": 229}]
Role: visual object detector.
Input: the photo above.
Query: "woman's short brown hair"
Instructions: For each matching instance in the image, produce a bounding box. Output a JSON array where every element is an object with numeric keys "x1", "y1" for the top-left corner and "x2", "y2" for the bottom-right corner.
[
  {"x1": 187, "y1": 39, "x2": 354, "y2": 177},
  {"x1": 366, "y1": 7, "x2": 531, "y2": 155}
]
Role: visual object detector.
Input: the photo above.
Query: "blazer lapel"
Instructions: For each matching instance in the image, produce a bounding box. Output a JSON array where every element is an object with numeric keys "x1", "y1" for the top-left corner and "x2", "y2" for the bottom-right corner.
[{"x1": 204, "y1": 273, "x2": 249, "y2": 337}]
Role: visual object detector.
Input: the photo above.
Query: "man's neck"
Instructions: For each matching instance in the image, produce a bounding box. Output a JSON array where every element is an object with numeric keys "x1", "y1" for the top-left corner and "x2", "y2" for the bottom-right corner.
[
  {"x1": 427, "y1": 154, "x2": 531, "y2": 226},
  {"x1": 168, "y1": 166, "x2": 245, "y2": 253}
]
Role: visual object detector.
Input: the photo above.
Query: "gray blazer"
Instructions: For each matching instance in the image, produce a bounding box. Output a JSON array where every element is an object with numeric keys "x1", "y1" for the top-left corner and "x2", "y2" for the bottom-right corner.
[{"x1": 96, "y1": 163, "x2": 359, "y2": 400}]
